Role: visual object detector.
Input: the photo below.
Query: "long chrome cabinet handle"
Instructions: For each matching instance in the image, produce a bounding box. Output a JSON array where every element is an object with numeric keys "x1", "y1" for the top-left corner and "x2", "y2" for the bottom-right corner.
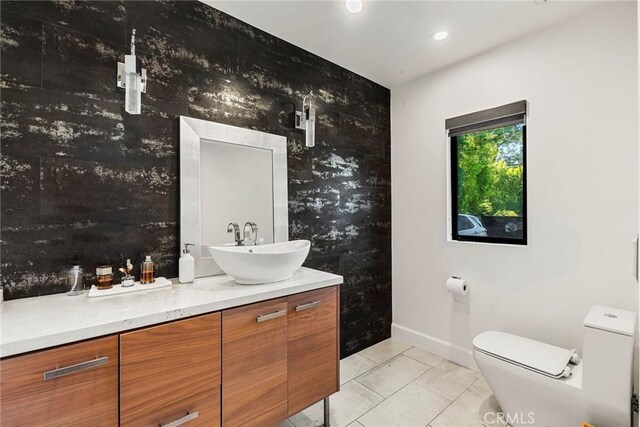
[
  {"x1": 295, "y1": 300, "x2": 320, "y2": 312},
  {"x1": 160, "y1": 411, "x2": 199, "y2": 427},
  {"x1": 43, "y1": 356, "x2": 109, "y2": 381},
  {"x1": 256, "y1": 309, "x2": 286, "y2": 323}
]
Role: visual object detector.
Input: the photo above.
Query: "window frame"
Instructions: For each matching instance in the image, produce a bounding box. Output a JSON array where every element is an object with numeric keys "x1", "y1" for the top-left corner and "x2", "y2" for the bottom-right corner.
[{"x1": 450, "y1": 124, "x2": 528, "y2": 246}]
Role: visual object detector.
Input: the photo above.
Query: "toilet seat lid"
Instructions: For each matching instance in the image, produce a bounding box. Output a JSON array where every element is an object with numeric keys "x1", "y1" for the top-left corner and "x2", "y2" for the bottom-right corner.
[{"x1": 473, "y1": 331, "x2": 575, "y2": 378}]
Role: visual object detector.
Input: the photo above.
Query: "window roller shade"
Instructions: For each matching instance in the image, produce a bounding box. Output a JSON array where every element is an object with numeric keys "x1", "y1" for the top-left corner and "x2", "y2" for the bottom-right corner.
[{"x1": 446, "y1": 100, "x2": 527, "y2": 137}]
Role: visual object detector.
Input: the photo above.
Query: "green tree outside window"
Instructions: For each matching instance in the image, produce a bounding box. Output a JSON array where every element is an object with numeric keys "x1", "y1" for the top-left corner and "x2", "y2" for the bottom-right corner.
[{"x1": 457, "y1": 124, "x2": 524, "y2": 218}]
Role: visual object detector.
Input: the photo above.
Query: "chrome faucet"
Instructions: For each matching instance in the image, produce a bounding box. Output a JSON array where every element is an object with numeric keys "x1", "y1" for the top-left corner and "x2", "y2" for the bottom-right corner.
[
  {"x1": 227, "y1": 222, "x2": 243, "y2": 246},
  {"x1": 243, "y1": 222, "x2": 258, "y2": 245}
]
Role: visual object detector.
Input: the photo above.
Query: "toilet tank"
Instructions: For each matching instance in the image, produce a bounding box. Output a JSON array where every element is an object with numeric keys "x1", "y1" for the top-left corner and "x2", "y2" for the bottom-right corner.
[{"x1": 582, "y1": 306, "x2": 636, "y2": 426}]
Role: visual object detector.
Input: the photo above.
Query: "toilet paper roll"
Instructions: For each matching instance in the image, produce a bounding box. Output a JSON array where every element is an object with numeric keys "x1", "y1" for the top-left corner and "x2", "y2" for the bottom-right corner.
[{"x1": 446, "y1": 277, "x2": 468, "y2": 296}]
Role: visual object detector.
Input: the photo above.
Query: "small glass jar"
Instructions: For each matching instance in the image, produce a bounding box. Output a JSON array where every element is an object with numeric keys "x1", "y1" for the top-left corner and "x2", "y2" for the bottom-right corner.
[
  {"x1": 121, "y1": 275, "x2": 135, "y2": 287},
  {"x1": 96, "y1": 265, "x2": 114, "y2": 290}
]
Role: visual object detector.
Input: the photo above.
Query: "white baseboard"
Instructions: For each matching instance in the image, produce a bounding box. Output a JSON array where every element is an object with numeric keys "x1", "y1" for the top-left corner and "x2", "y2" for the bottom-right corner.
[{"x1": 392, "y1": 323, "x2": 478, "y2": 371}]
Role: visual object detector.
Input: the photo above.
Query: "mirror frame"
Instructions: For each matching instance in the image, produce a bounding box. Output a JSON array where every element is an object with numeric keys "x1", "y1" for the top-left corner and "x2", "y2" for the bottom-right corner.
[{"x1": 179, "y1": 116, "x2": 288, "y2": 278}]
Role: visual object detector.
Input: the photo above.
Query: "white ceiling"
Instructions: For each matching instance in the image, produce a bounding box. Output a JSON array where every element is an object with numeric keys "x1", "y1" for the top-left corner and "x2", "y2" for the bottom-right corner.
[{"x1": 205, "y1": 0, "x2": 601, "y2": 88}]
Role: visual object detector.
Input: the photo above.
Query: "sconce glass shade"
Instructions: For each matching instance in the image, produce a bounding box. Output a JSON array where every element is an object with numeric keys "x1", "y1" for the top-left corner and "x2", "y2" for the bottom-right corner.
[
  {"x1": 305, "y1": 107, "x2": 316, "y2": 147},
  {"x1": 124, "y1": 55, "x2": 141, "y2": 114}
]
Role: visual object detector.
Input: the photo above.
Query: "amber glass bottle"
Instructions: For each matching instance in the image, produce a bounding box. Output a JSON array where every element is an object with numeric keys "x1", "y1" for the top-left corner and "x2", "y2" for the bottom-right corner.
[{"x1": 140, "y1": 255, "x2": 155, "y2": 284}]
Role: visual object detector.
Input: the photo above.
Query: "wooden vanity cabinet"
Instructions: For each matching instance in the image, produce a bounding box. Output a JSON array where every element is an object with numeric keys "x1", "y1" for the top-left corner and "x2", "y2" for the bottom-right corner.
[
  {"x1": 222, "y1": 297, "x2": 289, "y2": 426},
  {"x1": 287, "y1": 286, "x2": 339, "y2": 416},
  {"x1": 0, "y1": 285, "x2": 339, "y2": 427},
  {"x1": 0, "y1": 335, "x2": 119, "y2": 427},
  {"x1": 119, "y1": 312, "x2": 221, "y2": 427}
]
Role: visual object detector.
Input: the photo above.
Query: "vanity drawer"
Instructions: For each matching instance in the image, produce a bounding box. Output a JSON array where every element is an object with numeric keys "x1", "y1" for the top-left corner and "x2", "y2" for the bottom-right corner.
[
  {"x1": 120, "y1": 312, "x2": 221, "y2": 426},
  {"x1": 287, "y1": 286, "x2": 339, "y2": 416},
  {"x1": 222, "y1": 298, "x2": 288, "y2": 426},
  {"x1": 0, "y1": 335, "x2": 118, "y2": 426},
  {"x1": 138, "y1": 387, "x2": 220, "y2": 427}
]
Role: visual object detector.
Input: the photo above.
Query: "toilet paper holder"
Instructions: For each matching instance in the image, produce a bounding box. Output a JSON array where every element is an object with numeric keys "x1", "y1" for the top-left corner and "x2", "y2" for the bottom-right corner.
[{"x1": 446, "y1": 276, "x2": 468, "y2": 296}]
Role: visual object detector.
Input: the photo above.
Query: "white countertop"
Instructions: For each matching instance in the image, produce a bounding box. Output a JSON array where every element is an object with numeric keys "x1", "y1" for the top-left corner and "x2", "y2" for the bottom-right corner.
[{"x1": 0, "y1": 267, "x2": 342, "y2": 358}]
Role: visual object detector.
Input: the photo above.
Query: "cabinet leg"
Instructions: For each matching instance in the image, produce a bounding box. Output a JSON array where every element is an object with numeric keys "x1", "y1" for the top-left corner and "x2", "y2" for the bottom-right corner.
[{"x1": 324, "y1": 397, "x2": 330, "y2": 427}]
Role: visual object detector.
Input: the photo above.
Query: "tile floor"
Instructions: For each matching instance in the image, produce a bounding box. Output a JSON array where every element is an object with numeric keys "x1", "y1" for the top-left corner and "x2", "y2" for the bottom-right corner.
[{"x1": 281, "y1": 338, "x2": 504, "y2": 427}]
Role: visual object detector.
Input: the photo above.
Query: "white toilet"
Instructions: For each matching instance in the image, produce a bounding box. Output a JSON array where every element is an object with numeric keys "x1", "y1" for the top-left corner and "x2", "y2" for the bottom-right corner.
[{"x1": 473, "y1": 306, "x2": 636, "y2": 427}]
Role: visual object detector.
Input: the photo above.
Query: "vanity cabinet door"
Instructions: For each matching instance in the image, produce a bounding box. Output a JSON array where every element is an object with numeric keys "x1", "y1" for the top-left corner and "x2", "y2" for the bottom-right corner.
[
  {"x1": 222, "y1": 298, "x2": 288, "y2": 426},
  {"x1": 120, "y1": 312, "x2": 221, "y2": 426},
  {"x1": 0, "y1": 335, "x2": 119, "y2": 426},
  {"x1": 134, "y1": 387, "x2": 220, "y2": 427},
  {"x1": 287, "y1": 286, "x2": 339, "y2": 416}
]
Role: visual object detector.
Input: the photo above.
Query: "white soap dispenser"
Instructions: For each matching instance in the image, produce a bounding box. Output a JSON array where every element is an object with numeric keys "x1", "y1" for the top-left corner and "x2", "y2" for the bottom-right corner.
[{"x1": 179, "y1": 243, "x2": 195, "y2": 283}]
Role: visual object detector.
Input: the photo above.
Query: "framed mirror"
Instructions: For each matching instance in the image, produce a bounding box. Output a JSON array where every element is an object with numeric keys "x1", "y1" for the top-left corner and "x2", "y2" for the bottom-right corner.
[{"x1": 179, "y1": 116, "x2": 288, "y2": 278}]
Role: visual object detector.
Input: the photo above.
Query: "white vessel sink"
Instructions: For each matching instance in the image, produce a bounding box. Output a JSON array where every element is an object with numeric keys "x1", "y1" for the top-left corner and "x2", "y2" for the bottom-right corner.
[{"x1": 208, "y1": 240, "x2": 311, "y2": 284}]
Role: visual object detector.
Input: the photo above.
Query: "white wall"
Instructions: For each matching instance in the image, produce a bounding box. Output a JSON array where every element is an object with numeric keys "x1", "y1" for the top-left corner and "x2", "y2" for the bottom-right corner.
[{"x1": 391, "y1": 3, "x2": 638, "y2": 369}]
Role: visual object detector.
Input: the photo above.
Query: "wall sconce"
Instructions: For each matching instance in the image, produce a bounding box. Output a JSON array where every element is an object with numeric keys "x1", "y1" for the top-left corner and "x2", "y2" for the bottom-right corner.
[
  {"x1": 295, "y1": 91, "x2": 316, "y2": 147},
  {"x1": 117, "y1": 29, "x2": 146, "y2": 115}
]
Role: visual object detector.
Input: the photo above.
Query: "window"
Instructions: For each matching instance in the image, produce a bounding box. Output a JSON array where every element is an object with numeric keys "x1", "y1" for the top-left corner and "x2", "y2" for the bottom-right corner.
[{"x1": 447, "y1": 101, "x2": 527, "y2": 245}]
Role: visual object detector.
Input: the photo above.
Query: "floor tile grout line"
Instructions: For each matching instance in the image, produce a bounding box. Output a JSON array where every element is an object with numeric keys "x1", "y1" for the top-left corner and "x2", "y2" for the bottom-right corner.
[
  {"x1": 353, "y1": 365, "x2": 443, "y2": 426},
  {"x1": 410, "y1": 371, "x2": 458, "y2": 426},
  {"x1": 302, "y1": 378, "x2": 386, "y2": 427},
  {"x1": 426, "y1": 397, "x2": 456, "y2": 427},
  {"x1": 354, "y1": 351, "x2": 382, "y2": 364},
  {"x1": 351, "y1": 377, "x2": 386, "y2": 400},
  {"x1": 336, "y1": 381, "x2": 383, "y2": 427},
  {"x1": 409, "y1": 359, "x2": 483, "y2": 403},
  {"x1": 368, "y1": 351, "x2": 430, "y2": 371},
  {"x1": 459, "y1": 373, "x2": 485, "y2": 399},
  {"x1": 341, "y1": 363, "x2": 379, "y2": 388},
  {"x1": 401, "y1": 350, "x2": 444, "y2": 369},
  {"x1": 425, "y1": 377, "x2": 495, "y2": 427},
  {"x1": 469, "y1": 375, "x2": 492, "y2": 394},
  {"x1": 414, "y1": 381, "x2": 471, "y2": 403},
  {"x1": 357, "y1": 349, "x2": 411, "y2": 366},
  {"x1": 346, "y1": 344, "x2": 422, "y2": 426},
  {"x1": 351, "y1": 353, "x2": 432, "y2": 392},
  {"x1": 354, "y1": 380, "x2": 414, "y2": 425},
  {"x1": 340, "y1": 353, "x2": 385, "y2": 386},
  {"x1": 423, "y1": 367, "x2": 476, "y2": 427},
  {"x1": 356, "y1": 341, "x2": 414, "y2": 365},
  {"x1": 358, "y1": 377, "x2": 454, "y2": 427}
]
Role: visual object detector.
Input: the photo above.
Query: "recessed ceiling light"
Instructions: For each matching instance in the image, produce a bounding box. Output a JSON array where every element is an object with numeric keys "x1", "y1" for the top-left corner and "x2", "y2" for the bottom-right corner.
[
  {"x1": 432, "y1": 31, "x2": 449, "y2": 41},
  {"x1": 345, "y1": 0, "x2": 363, "y2": 14}
]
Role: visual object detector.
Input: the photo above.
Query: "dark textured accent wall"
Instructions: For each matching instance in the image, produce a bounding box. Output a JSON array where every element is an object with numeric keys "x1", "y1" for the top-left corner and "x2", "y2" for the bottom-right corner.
[{"x1": 0, "y1": 1, "x2": 391, "y2": 357}]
